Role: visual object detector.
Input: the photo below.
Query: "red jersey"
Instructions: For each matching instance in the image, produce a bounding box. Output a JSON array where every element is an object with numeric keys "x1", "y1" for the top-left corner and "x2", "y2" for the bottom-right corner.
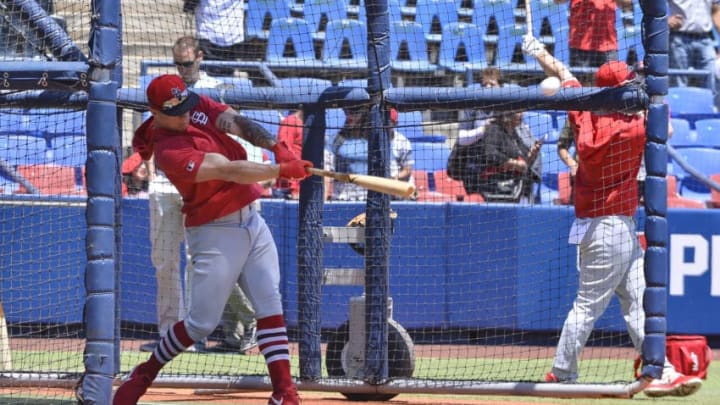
[
  {"x1": 568, "y1": 0, "x2": 618, "y2": 52},
  {"x1": 564, "y1": 79, "x2": 645, "y2": 218},
  {"x1": 133, "y1": 95, "x2": 263, "y2": 226},
  {"x1": 275, "y1": 113, "x2": 304, "y2": 195}
]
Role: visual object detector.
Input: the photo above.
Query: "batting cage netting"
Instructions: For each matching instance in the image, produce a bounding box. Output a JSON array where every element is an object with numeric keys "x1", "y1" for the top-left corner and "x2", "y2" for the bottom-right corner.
[{"x1": 0, "y1": 0, "x2": 688, "y2": 403}]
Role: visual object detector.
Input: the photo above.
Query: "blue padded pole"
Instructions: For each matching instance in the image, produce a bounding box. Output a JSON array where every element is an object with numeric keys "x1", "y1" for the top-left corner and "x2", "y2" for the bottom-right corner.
[
  {"x1": 297, "y1": 104, "x2": 326, "y2": 380},
  {"x1": 639, "y1": 0, "x2": 668, "y2": 380},
  {"x1": 80, "y1": 0, "x2": 122, "y2": 403},
  {"x1": 364, "y1": 0, "x2": 393, "y2": 384}
]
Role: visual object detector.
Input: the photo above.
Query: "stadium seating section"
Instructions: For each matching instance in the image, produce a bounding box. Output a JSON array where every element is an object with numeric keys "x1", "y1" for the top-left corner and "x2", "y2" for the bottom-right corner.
[{"x1": 4, "y1": 1, "x2": 718, "y2": 205}]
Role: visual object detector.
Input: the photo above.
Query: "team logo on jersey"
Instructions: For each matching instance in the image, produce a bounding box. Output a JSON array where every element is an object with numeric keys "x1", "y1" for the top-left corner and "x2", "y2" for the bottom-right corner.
[
  {"x1": 191, "y1": 111, "x2": 209, "y2": 126},
  {"x1": 186, "y1": 160, "x2": 196, "y2": 172}
]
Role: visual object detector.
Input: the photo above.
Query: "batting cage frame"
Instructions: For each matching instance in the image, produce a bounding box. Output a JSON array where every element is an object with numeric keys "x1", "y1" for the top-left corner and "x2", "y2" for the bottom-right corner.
[{"x1": 0, "y1": 0, "x2": 673, "y2": 403}]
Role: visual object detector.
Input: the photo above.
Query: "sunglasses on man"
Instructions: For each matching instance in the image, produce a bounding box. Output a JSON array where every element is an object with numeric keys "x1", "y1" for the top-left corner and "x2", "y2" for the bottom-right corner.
[{"x1": 174, "y1": 59, "x2": 196, "y2": 68}]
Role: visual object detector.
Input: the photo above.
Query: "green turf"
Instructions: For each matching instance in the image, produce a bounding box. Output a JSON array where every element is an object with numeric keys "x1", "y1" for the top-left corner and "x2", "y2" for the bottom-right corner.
[{"x1": 1, "y1": 351, "x2": 717, "y2": 404}]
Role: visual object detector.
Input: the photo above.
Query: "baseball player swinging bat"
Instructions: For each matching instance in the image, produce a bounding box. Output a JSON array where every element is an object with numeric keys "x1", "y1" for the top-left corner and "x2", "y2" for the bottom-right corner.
[{"x1": 307, "y1": 168, "x2": 415, "y2": 198}]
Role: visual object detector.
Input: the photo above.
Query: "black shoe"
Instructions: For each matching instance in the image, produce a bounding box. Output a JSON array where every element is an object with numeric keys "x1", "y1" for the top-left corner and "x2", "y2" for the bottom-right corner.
[{"x1": 204, "y1": 341, "x2": 245, "y2": 354}]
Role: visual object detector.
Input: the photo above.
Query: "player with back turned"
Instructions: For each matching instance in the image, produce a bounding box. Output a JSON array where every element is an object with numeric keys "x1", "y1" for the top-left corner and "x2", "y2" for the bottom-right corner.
[
  {"x1": 521, "y1": 35, "x2": 702, "y2": 397},
  {"x1": 112, "y1": 74, "x2": 312, "y2": 405}
]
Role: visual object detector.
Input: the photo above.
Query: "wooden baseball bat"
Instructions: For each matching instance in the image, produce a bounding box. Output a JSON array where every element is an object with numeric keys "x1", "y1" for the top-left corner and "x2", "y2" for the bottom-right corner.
[
  {"x1": 0, "y1": 301, "x2": 12, "y2": 370},
  {"x1": 308, "y1": 168, "x2": 415, "y2": 198}
]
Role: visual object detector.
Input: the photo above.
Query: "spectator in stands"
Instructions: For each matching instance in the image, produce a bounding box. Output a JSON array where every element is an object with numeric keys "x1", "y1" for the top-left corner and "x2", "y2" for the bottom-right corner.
[
  {"x1": 140, "y1": 35, "x2": 259, "y2": 355},
  {"x1": 183, "y1": 0, "x2": 245, "y2": 77},
  {"x1": 455, "y1": 112, "x2": 542, "y2": 203},
  {"x1": 457, "y1": 67, "x2": 503, "y2": 147},
  {"x1": 554, "y1": 0, "x2": 630, "y2": 69},
  {"x1": 523, "y1": 34, "x2": 703, "y2": 397},
  {"x1": 121, "y1": 152, "x2": 149, "y2": 197},
  {"x1": 331, "y1": 107, "x2": 415, "y2": 200},
  {"x1": 331, "y1": 106, "x2": 372, "y2": 201},
  {"x1": 667, "y1": 0, "x2": 720, "y2": 91}
]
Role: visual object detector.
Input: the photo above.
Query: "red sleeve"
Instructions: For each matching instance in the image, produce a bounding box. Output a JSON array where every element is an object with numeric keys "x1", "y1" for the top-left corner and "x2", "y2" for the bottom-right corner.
[
  {"x1": 278, "y1": 115, "x2": 303, "y2": 156},
  {"x1": 132, "y1": 117, "x2": 156, "y2": 160},
  {"x1": 198, "y1": 95, "x2": 232, "y2": 126}
]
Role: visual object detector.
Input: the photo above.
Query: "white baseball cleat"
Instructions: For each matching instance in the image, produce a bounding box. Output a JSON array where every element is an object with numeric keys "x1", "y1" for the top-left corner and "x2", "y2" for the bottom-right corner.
[{"x1": 644, "y1": 369, "x2": 702, "y2": 397}]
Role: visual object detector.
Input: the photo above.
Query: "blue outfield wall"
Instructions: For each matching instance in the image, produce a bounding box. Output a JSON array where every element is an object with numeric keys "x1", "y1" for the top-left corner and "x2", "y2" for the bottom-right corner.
[{"x1": 1, "y1": 198, "x2": 719, "y2": 335}]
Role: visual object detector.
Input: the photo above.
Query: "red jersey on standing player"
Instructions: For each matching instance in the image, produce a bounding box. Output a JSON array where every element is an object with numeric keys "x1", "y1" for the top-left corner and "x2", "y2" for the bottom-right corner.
[{"x1": 562, "y1": 62, "x2": 645, "y2": 217}]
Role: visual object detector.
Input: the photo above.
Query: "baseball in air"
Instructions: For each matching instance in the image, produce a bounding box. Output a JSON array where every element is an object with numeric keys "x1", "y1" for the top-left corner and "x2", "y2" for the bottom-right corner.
[{"x1": 540, "y1": 76, "x2": 561, "y2": 96}]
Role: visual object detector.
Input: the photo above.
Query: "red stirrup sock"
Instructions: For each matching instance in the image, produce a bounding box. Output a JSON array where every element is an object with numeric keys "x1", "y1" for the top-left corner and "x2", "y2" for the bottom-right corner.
[
  {"x1": 257, "y1": 315, "x2": 294, "y2": 392},
  {"x1": 151, "y1": 320, "x2": 196, "y2": 368}
]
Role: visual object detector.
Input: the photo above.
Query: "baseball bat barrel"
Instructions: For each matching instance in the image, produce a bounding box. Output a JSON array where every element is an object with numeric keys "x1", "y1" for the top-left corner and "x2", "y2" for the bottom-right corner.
[{"x1": 307, "y1": 168, "x2": 415, "y2": 198}]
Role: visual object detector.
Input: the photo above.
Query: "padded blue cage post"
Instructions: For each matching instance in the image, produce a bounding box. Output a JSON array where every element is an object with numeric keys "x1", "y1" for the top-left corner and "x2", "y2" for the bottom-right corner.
[
  {"x1": 79, "y1": 0, "x2": 122, "y2": 403},
  {"x1": 639, "y1": 0, "x2": 669, "y2": 381},
  {"x1": 297, "y1": 104, "x2": 327, "y2": 380},
  {"x1": 365, "y1": 0, "x2": 393, "y2": 384}
]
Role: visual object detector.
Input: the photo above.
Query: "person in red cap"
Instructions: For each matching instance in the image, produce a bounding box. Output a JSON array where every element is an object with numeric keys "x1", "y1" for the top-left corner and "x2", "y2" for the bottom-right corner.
[
  {"x1": 522, "y1": 36, "x2": 702, "y2": 397},
  {"x1": 121, "y1": 152, "x2": 149, "y2": 197},
  {"x1": 113, "y1": 74, "x2": 311, "y2": 405}
]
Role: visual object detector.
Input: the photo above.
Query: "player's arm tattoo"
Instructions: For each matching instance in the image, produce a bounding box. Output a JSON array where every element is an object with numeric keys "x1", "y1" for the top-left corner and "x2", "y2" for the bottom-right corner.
[{"x1": 216, "y1": 112, "x2": 276, "y2": 149}]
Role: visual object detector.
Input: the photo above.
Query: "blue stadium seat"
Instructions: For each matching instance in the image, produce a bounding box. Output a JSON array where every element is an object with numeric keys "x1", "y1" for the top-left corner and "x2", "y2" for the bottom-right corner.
[
  {"x1": 437, "y1": 22, "x2": 488, "y2": 73},
  {"x1": 412, "y1": 141, "x2": 451, "y2": 172},
  {"x1": 265, "y1": 18, "x2": 322, "y2": 71},
  {"x1": 303, "y1": 0, "x2": 348, "y2": 41},
  {"x1": 693, "y1": 118, "x2": 720, "y2": 148},
  {"x1": 529, "y1": 0, "x2": 569, "y2": 35},
  {"x1": 390, "y1": 21, "x2": 438, "y2": 74},
  {"x1": 0, "y1": 135, "x2": 48, "y2": 166},
  {"x1": 337, "y1": 78, "x2": 368, "y2": 88},
  {"x1": 389, "y1": 0, "x2": 404, "y2": 22},
  {"x1": 666, "y1": 87, "x2": 716, "y2": 116},
  {"x1": 396, "y1": 110, "x2": 426, "y2": 140},
  {"x1": 537, "y1": 143, "x2": 567, "y2": 203},
  {"x1": 326, "y1": 107, "x2": 346, "y2": 147},
  {"x1": 553, "y1": 112, "x2": 567, "y2": 136},
  {"x1": 415, "y1": 0, "x2": 459, "y2": 44},
  {"x1": 523, "y1": 111, "x2": 556, "y2": 143},
  {"x1": 246, "y1": 0, "x2": 293, "y2": 40},
  {"x1": 240, "y1": 110, "x2": 283, "y2": 137},
  {"x1": 668, "y1": 118, "x2": 697, "y2": 148},
  {"x1": 495, "y1": 23, "x2": 541, "y2": 70},
  {"x1": 48, "y1": 135, "x2": 86, "y2": 166},
  {"x1": 220, "y1": 77, "x2": 254, "y2": 88},
  {"x1": 528, "y1": 0, "x2": 570, "y2": 64},
  {"x1": 321, "y1": 19, "x2": 368, "y2": 70},
  {"x1": 0, "y1": 109, "x2": 30, "y2": 135},
  {"x1": 539, "y1": 143, "x2": 567, "y2": 176},
  {"x1": 26, "y1": 109, "x2": 86, "y2": 140},
  {"x1": 472, "y1": 0, "x2": 516, "y2": 44},
  {"x1": 672, "y1": 147, "x2": 720, "y2": 199},
  {"x1": 616, "y1": 7, "x2": 644, "y2": 64}
]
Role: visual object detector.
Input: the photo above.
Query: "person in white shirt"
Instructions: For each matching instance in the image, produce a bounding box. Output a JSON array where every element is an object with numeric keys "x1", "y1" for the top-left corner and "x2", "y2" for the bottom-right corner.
[{"x1": 184, "y1": 0, "x2": 245, "y2": 77}]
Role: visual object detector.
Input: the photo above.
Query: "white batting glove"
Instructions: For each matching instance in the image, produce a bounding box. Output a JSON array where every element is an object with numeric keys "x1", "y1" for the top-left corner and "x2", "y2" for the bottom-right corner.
[{"x1": 522, "y1": 35, "x2": 545, "y2": 58}]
